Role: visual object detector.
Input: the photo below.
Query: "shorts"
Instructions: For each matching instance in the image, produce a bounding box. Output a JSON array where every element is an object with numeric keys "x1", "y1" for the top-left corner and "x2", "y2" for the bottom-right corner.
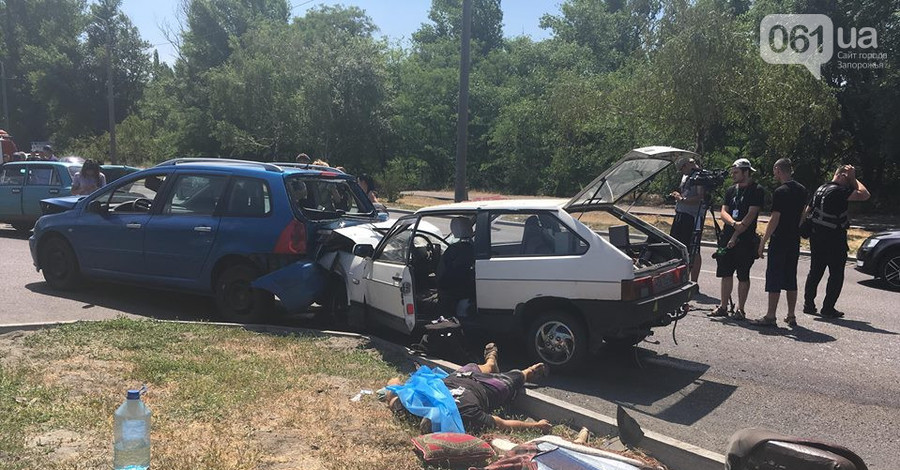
[
  {"x1": 715, "y1": 237, "x2": 757, "y2": 281},
  {"x1": 765, "y1": 241, "x2": 800, "y2": 292},
  {"x1": 670, "y1": 212, "x2": 698, "y2": 255},
  {"x1": 457, "y1": 363, "x2": 525, "y2": 404}
]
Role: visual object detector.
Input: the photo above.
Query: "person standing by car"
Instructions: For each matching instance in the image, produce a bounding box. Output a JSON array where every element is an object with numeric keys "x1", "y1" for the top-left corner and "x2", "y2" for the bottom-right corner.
[
  {"x1": 709, "y1": 158, "x2": 765, "y2": 320},
  {"x1": 70, "y1": 159, "x2": 107, "y2": 195},
  {"x1": 750, "y1": 158, "x2": 806, "y2": 327},
  {"x1": 803, "y1": 164, "x2": 870, "y2": 318},
  {"x1": 670, "y1": 156, "x2": 706, "y2": 282}
]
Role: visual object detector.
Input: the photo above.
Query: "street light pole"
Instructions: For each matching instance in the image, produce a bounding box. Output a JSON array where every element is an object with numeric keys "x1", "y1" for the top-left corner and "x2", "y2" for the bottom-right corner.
[{"x1": 454, "y1": 0, "x2": 472, "y2": 203}]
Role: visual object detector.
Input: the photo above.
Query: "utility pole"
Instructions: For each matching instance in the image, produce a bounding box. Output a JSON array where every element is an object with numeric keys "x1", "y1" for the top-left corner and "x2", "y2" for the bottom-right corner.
[
  {"x1": 105, "y1": 27, "x2": 117, "y2": 164},
  {"x1": 0, "y1": 60, "x2": 9, "y2": 131},
  {"x1": 454, "y1": 0, "x2": 472, "y2": 203}
]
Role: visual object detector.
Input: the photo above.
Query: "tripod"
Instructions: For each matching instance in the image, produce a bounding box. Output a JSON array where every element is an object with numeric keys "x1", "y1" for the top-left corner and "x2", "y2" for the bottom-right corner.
[{"x1": 687, "y1": 192, "x2": 735, "y2": 314}]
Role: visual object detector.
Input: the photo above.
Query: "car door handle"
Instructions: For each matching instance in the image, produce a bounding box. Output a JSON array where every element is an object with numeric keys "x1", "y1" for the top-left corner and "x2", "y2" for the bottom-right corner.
[
  {"x1": 126, "y1": 223, "x2": 142, "y2": 229},
  {"x1": 11, "y1": 188, "x2": 20, "y2": 194},
  {"x1": 49, "y1": 189, "x2": 59, "y2": 194},
  {"x1": 193, "y1": 226, "x2": 212, "y2": 233},
  {"x1": 392, "y1": 275, "x2": 403, "y2": 282}
]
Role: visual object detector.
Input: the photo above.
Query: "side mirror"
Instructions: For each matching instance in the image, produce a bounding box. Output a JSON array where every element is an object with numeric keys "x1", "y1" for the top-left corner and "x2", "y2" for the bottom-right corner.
[
  {"x1": 353, "y1": 244, "x2": 375, "y2": 258},
  {"x1": 87, "y1": 199, "x2": 107, "y2": 215}
]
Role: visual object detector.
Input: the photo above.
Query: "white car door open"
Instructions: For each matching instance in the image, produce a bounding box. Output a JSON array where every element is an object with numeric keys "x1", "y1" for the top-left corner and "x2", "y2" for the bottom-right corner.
[{"x1": 366, "y1": 219, "x2": 417, "y2": 333}]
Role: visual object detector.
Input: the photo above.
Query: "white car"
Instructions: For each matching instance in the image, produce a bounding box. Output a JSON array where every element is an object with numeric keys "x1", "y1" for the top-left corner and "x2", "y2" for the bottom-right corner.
[{"x1": 319, "y1": 147, "x2": 699, "y2": 370}]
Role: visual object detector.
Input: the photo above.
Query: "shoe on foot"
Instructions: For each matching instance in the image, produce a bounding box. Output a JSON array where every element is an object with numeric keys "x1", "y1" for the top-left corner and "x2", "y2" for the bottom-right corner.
[
  {"x1": 749, "y1": 316, "x2": 777, "y2": 327},
  {"x1": 802, "y1": 304, "x2": 817, "y2": 315},
  {"x1": 785, "y1": 316, "x2": 797, "y2": 327},
  {"x1": 732, "y1": 309, "x2": 746, "y2": 321},
  {"x1": 708, "y1": 306, "x2": 729, "y2": 317},
  {"x1": 419, "y1": 417, "x2": 433, "y2": 435},
  {"x1": 483, "y1": 342, "x2": 499, "y2": 363},
  {"x1": 820, "y1": 309, "x2": 845, "y2": 318}
]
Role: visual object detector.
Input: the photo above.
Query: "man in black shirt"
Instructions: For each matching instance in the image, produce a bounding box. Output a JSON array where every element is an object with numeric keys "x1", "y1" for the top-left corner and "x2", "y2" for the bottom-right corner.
[
  {"x1": 803, "y1": 165, "x2": 870, "y2": 318},
  {"x1": 709, "y1": 158, "x2": 765, "y2": 320},
  {"x1": 750, "y1": 158, "x2": 806, "y2": 327},
  {"x1": 385, "y1": 344, "x2": 551, "y2": 434}
]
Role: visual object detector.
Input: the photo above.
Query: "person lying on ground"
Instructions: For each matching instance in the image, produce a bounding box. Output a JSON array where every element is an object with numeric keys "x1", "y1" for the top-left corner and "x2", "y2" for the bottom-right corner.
[{"x1": 383, "y1": 343, "x2": 552, "y2": 434}]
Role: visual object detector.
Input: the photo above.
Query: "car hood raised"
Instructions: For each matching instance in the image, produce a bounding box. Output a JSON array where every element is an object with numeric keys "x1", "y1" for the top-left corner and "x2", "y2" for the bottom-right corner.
[{"x1": 565, "y1": 146, "x2": 699, "y2": 210}]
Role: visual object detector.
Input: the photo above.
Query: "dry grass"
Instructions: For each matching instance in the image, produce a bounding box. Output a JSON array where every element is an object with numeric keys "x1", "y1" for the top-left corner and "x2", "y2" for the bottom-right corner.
[{"x1": 0, "y1": 319, "x2": 422, "y2": 470}]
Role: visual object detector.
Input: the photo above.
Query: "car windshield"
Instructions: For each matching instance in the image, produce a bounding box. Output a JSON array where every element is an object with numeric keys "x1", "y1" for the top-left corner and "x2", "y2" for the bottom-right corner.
[{"x1": 286, "y1": 175, "x2": 373, "y2": 220}]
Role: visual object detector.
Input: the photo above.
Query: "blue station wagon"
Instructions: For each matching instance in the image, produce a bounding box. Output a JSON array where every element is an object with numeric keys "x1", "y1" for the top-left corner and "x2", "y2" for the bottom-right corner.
[{"x1": 29, "y1": 158, "x2": 385, "y2": 322}]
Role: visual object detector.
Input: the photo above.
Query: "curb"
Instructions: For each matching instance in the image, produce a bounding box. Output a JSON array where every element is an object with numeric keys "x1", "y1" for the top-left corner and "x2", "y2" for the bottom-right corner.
[{"x1": 0, "y1": 319, "x2": 727, "y2": 470}]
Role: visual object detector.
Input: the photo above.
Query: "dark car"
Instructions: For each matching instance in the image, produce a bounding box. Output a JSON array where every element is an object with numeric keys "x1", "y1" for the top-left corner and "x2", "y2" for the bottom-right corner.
[
  {"x1": 855, "y1": 230, "x2": 900, "y2": 290},
  {"x1": 29, "y1": 158, "x2": 386, "y2": 322}
]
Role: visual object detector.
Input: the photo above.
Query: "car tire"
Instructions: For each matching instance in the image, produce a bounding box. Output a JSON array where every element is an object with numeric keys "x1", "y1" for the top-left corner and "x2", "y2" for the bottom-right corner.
[
  {"x1": 39, "y1": 236, "x2": 81, "y2": 290},
  {"x1": 214, "y1": 264, "x2": 273, "y2": 323},
  {"x1": 527, "y1": 311, "x2": 587, "y2": 372},
  {"x1": 878, "y1": 250, "x2": 900, "y2": 291}
]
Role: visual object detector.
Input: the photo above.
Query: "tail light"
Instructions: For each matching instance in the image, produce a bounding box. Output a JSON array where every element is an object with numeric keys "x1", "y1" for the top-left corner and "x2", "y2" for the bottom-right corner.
[
  {"x1": 274, "y1": 219, "x2": 307, "y2": 254},
  {"x1": 622, "y1": 276, "x2": 653, "y2": 301}
]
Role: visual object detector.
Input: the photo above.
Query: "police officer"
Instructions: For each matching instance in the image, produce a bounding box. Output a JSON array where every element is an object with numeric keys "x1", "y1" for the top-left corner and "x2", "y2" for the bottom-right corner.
[{"x1": 803, "y1": 165, "x2": 870, "y2": 318}]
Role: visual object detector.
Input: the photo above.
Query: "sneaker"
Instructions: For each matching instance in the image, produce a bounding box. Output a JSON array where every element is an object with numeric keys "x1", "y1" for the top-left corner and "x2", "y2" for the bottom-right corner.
[
  {"x1": 708, "y1": 306, "x2": 729, "y2": 317},
  {"x1": 820, "y1": 309, "x2": 845, "y2": 318},
  {"x1": 785, "y1": 316, "x2": 798, "y2": 327},
  {"x1": 802, "y1": 303, "x2": 817, "y2": 315},
  {"x1": 732, "y1": 309, "x2": 746, "y2": 321}
]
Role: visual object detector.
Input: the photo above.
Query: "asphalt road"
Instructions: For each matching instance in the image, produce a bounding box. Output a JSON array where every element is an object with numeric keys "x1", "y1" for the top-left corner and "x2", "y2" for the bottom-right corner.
[{"x1": 2, "y1": 224, "x2": 898, "y2": 469}]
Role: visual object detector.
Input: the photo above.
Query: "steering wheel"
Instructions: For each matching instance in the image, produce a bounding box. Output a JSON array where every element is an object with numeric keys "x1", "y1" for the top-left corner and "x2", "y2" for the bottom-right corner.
[
  {"x1": 133, "y1": 198, "x2": 153, "y2": 212},
  {"x1": 413, "y1": 234, "x2": 437, "y2": 263}
]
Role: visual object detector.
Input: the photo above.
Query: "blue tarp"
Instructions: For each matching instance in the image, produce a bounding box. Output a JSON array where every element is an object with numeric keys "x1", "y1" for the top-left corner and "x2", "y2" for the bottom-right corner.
[{"x1": 386, "y1": 366, "x2": 465, "y2": 434}]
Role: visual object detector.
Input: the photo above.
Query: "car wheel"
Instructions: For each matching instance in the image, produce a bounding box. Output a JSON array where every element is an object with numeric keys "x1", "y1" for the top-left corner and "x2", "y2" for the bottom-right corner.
[
  {"x1": 214, "y1": 264, "x2": 273, "y2": 323},
  {"x1": 11, "y1": 222, "x2": 32, "y2": 233},
  {"x1": 878, "y1": 250, "x2": 900, "y2": 291},
  {"x1": 527, "y1": 311, "x2": 587, "y2": 371},
  {"x1": 39, "y1": 237, "x2": 81, "y2": 290}
]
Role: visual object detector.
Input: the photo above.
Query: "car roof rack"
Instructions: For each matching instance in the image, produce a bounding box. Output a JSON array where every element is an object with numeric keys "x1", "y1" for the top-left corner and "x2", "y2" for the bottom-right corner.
[
  {"x1": 154, "y1": 158, "x2": 282, "y2": 172},
  {"x1": 271, "y1": 162, "x2": 346, "y2": 173}
]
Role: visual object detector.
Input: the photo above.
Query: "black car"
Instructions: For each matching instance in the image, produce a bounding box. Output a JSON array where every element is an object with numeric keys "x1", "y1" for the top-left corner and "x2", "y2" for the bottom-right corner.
[{"x1": 855, "y1": 230, "x2": 900, "y2": 290}]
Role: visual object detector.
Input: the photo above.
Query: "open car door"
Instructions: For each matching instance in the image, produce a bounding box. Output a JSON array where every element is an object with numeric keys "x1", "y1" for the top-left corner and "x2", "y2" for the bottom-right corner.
[{"x1": 364, "y1": 216, "x2": 418, "y2": 333}]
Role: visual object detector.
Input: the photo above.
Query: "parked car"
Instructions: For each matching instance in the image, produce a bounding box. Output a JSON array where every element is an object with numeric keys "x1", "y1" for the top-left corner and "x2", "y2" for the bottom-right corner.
[
  {"x1": 29, "y1": 158, "x2": 385, "y2": 321},
  {"x1": 269, "y1": 147, "x2": 698, "y2": 370},
  {"x1": 1, "y1": 161, "x2": 140, "y2": 232},
  {"x1": 855, "y1": 230, "x2": 900, "y2": 290}
]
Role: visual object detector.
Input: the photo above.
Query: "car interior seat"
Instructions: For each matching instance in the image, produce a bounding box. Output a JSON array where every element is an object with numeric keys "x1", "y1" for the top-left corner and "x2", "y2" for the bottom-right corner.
[
  {"x1": 609, "y1": 225, "x2": 630, "y2": 250},
  {"x1": 522, "y1": 215, "x2": 554, "y2": 255},
  {"x1": 436, "y1": 216, "x2": 476, "y2": 317}
]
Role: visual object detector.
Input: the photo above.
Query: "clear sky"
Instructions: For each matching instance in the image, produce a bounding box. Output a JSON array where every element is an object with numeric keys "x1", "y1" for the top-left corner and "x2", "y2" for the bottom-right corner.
[{"x1": 119, "y1": 0, "x2": 564, "y2": 64}]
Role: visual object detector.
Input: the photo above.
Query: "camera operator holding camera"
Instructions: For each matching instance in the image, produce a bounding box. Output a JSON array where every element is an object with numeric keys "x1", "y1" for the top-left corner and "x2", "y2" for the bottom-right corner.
[
  {"x1": 670, "y1": 156, "x2": 705, "y2": 282},
  {"x1": 709, "y1": 158, "x2": 765, "y2": 320}
]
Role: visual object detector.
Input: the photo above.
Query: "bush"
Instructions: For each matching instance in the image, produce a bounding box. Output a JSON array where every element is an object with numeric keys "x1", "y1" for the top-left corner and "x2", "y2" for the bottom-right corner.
[{"x1": 377, "y1": 156, "x2": 428, "y2": 202}]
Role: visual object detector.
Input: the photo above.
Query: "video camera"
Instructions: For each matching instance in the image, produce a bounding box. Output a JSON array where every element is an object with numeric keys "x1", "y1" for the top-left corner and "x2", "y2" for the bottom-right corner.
[{"x1": 686, "y1": 168, "x2": 729, "y2": 189}]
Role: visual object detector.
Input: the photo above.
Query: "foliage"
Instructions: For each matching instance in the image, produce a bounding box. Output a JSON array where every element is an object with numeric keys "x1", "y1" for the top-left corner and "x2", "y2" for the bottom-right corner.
[{"x1": 1, "y1": 0, "x2": 898, "y2": 209}]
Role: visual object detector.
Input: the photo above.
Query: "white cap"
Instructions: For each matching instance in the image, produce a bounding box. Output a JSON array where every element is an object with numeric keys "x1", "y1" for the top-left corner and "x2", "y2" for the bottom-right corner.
[{"x1": 732, "y1": 158, "x2": 756, "y2": 172}]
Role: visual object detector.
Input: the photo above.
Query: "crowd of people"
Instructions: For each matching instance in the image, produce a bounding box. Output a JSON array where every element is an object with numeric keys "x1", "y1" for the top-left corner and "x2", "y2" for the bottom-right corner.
[{"x1": 670, "y1": 157, "x2": 871, "y2": 327}]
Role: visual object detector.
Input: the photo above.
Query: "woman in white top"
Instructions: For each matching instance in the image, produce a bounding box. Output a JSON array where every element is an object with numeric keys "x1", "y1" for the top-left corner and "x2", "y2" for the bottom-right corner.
[{"x1": 71, "y1": 159, "x2": 107, "y2": 195}]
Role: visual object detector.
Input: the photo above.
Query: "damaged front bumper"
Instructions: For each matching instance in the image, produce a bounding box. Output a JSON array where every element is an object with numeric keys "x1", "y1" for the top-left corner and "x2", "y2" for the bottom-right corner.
[{"x1": 252, "y1": 260, "x2": 327, "y2": 312}]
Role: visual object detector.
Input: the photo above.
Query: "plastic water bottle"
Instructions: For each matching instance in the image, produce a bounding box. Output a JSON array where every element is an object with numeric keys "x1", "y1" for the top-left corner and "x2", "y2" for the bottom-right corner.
[{"x1": 113, "y1": 388, "x2": 151, "y2": 470}]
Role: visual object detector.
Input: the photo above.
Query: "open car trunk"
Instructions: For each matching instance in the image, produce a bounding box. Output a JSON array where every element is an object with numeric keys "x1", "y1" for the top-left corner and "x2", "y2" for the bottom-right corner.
[{"x1": 564, "y1": 146, "x2": 699, "y2": 279}]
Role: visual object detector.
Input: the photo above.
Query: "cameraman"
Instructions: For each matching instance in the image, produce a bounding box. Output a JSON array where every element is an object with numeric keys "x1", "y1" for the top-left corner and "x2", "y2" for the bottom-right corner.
[
  {"x1": 709, "y1": 158, "x2": 765, "y2": 320},
  {"x1": 670, "y1": 156, "x2": 705, "y2": 282}
]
